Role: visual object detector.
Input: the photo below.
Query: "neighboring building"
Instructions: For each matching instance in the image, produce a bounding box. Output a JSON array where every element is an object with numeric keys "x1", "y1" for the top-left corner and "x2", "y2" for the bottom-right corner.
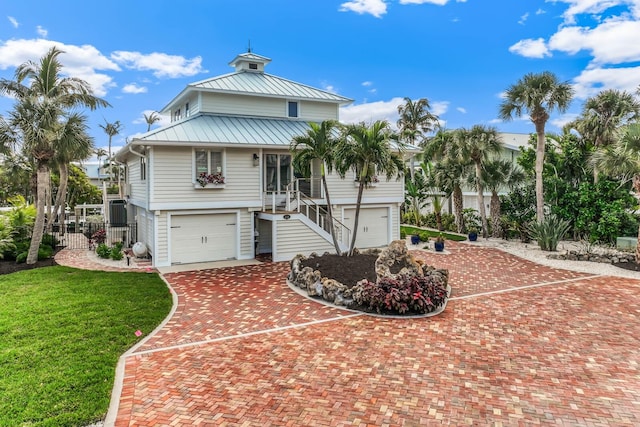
[
  {"x1": 115, "y1": 52, "x2": 409, "y2": 266},
  {"x1": 76, "y1": 161, "x2": 110, "y2": 187}
]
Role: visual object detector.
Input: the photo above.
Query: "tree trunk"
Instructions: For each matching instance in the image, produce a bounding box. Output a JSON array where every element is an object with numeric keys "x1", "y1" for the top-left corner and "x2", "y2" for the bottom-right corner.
[
  {"x1": 453, "y1": 185, "x2": 464, "y2": 233},
  {"x1": 490, "y1": 191, "x2": 501, "y2": 238},
  {"x1": 348, "y1": 182, "x2": 365, "y2": 256},
  {"x1": 322, "y1": 175, "x2": 342, "y2": 256},
  {"x1": 475, "y1": 162, "x2": 489, "y2": 238},
  {"x1": 52, "y1": 163, "x2": 69, "y2": 235},
  {"x1": 633, "y1": 175, "x2": 640, "y2": 263},
  {"x1": 27, "y1": 163, "x2": 48, "y2": 264},
  {"x1": 535, "y1": 124, "x2": 546, "y2": 222}
]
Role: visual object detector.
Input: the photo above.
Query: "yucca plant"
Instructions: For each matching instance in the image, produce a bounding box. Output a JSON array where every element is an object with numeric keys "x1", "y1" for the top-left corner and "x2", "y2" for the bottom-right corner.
[{"x1": 528, "y1": 214, "x2": 571, "y2": 251}]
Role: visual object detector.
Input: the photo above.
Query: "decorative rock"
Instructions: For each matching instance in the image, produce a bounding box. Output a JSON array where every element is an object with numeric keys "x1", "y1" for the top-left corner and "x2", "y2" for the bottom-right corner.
[{"x1": 374, "y1": 240, "x2": 423, "y2": 281}]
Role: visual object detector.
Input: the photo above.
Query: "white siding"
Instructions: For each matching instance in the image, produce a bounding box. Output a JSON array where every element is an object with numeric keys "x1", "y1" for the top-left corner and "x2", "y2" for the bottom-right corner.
[
  {"x1": 299, "y1": 100, "x2": 338, "y2": 121},
  {"x1": 201, "y1": 93, "x2": 283, "y2": 118},
  {"x1": 128, "y1": 157, "x2": 147, "y2": 202},
  {"x1": 151, "y1": 147, "x2": 261, "y2": 206},
  {"x1": 274, "y1": 218, "x2": 335, "y2": 261},
  {"x1": 325, "y1": 171, "x2": 404, "y2": 202},
  {"x1": 238, "y1": 210, "x2": 253, "y2": 258},
  {"x1": 156, "y1": 212, "x2": 168, "y2": 266}
]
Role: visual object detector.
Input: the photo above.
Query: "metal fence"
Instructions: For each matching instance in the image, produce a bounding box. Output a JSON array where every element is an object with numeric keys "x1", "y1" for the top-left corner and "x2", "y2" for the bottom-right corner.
[{"x1": 45, "y1": 222, "x2": 138, "y2": 250}]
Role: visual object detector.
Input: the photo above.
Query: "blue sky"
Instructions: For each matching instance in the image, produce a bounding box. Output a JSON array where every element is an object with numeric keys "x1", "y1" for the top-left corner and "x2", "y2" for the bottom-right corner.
[{"x1": 1, "y1": 0, "x2": 639, "y2": 156}]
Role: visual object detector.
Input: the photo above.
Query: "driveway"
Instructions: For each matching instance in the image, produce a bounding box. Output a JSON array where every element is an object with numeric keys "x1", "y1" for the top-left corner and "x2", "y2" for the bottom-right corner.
[{"x1": 108, "y1": 243, "x2": 640, "y2": 426}]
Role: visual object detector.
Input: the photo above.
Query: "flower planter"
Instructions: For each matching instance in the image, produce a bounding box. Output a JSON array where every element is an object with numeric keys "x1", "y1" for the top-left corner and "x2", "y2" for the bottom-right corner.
[
  {"x1": 468, "y1": 232, "x2": 478, "y2": 242},
  {"x1": 410, "y1": 234, "x2": 420, "y2": 245},
  {"x1": 434, "y1": 241, "x2": 445, "y2": 252}
]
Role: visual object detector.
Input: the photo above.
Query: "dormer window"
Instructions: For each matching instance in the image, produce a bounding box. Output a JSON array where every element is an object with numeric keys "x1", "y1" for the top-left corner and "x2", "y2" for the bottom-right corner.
[
  {"x1": 288, "y1": 101, "x2": 299, "y2": 118},
  {"x1": 249, "y1": 63, "x2": 258, "y2": 70}
]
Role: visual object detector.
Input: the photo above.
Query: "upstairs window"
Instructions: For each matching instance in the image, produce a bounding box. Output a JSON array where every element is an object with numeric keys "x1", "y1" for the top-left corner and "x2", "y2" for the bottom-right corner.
[
  {"x1": 249, "y1": 63, "x2": 258, "y2": 70},
  {"x1": 195, "y1": 149, "x2": 225, "y2": 183},
  {"x1": 185, "y1": 102, "x2": 190, "y2": 117},
  {"x1": 173, "y1": 108, "x2": 181, "y2": 122},
  {"x1": 288, "y1": 101, "x2": 299, "y2": 118},
  {"x1": 140, "y1": 157, "x2": 147, "y2": 181}
]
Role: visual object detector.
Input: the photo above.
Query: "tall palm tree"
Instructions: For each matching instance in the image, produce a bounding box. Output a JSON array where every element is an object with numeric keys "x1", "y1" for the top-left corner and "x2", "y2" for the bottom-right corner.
[
  {"x1": 50, "y1": 113, "x2": 94, "y2": 229},
  {"x1": 429, "y1": 159, "x2": 470, "y2": 233},
  {"x1": 480, "y1": 158, "x2": 525, "y2": 238},
  {"x1": 144, "y1": 111, "x2": 161, "y2": 131},
  {"x1": 590, "y1": 123, "x2": 640, "y2": 261},
  {"x1": 336, "y1": 120, "x2": 404, "y2": 255},
  {"x1": 0, "y1": 46, "x2": 108, "y2": 264},
  {"x1": 566, "y1": 89, "x2": 640, "y2": 182},
  {"x1": 451, "y1": 125, "x2": 504, "y2": 238},
  {"x1": 397, "y1": 97, "x2": 440, "y2": 179},
  {"x1": 99, "y1": 119, "x2": 122, "y2": 183},
  {"x1": 94, "y1": 147, "x2": 108, "y2": 181},
  {"x1": 290, "y1": 120, "x2": 342, "y2": 255},
  {"x1": 499, "y1": 71, "x2": 574, "y2": 222}
]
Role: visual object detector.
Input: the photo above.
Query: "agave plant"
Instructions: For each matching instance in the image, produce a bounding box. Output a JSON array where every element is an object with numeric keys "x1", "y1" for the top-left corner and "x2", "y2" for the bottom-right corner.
[{"x1": 528, "y1": 214, "x2": 571, "y2": 251}]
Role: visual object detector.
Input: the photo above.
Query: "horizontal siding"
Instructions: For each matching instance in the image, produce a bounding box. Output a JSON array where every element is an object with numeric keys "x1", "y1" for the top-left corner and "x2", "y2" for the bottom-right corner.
[
  {"x1": 128, "y1": 159, "x2": 147, "y2": 201},
  {"x1": 201, "y1": 93, "x2": 283, "y2": 118},
  {"x1": 275, "y1": 219, "x2": 335, "y2": 261},
  {"x1": 325, "y1": 172, "x2": 404, "y2": 201},
  {"x1": 238, "y1": 210, "x2": 253, "y2": 258},
  {"x1": 156, "y1": 212, "x2": 168, "y2": 265},
  {"x1": 152, "y1": 147, "x2": 261, "y2": 204},
  {"x1": 299, "y1": 100, "x2": 338, "y2": 122}
]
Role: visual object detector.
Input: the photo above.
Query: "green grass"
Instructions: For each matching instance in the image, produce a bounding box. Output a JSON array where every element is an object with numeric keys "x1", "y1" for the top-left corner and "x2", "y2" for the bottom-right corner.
[
  {"x1": 0, "y1": 266, "x2": 172, "y2": 427},
  {"x1": 401, "y1": 225, "x2": 468, "y2": 242}
]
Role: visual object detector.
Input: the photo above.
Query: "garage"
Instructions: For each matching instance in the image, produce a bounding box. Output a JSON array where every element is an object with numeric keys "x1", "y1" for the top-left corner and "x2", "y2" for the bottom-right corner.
[
  {"x1": 343, "y1": 207, "x2": 389, "y2": 249},
  {"x1": 170, "y1": 213, "x2": 237, "y2": 264}
]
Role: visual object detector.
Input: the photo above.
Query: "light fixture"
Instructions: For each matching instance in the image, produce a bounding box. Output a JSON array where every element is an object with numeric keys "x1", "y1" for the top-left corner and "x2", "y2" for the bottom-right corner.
[{"x1": 252, "y1": 153, "x2": 259, "y2": 166}]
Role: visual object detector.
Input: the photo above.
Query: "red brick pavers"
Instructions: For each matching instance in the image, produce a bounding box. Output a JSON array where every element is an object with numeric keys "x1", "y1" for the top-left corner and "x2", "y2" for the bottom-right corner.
[{"x1": 113, "y1": 245, "x2": 640, "y2": 426}]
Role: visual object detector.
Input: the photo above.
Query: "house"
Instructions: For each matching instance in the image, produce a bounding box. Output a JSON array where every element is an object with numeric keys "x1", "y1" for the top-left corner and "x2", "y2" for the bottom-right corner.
[{"x1": 115, "y1": 52, "x2": 408, "y2": 267}]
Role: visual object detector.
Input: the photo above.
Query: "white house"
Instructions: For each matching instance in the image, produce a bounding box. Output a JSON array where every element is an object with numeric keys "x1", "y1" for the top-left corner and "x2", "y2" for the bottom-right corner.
[{"x1": 115, "y1": 52, "x2": 408, "y2": 267}]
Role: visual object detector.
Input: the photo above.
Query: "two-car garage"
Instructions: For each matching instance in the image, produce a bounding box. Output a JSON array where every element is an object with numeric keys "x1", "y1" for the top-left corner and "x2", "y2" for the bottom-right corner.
[{"x1": 170, "y1": 213, "x2": 237, "y2": 264}]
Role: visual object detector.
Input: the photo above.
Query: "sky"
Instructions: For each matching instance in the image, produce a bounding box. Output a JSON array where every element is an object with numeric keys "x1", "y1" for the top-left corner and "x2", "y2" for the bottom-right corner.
[{"x1": 1, "y1": 0, "x2": 639, "y2": 158}]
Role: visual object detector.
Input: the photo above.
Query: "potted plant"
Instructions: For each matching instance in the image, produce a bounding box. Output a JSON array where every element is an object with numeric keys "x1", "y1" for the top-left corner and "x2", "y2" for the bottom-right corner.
[
  {"x1": 434, "y1": 233, "x2": 445, "y2": 252},
  {"x1": 410, "y1": 234, "x2": 420, "y2": 245},
  {"x1": 468, "y1": 227, "x2": 478, "y2": 242}
]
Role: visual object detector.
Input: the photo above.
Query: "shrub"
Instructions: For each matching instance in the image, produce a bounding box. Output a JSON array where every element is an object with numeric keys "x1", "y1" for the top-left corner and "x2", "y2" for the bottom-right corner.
[
  {"x1": 353, "y1": 274, "x2": 448, "y2": 315},
  {"x1": 91, "y1": 229, "x2": 107, "y2": 244},
  {"x1": 528, "y1": 214, "x2": 571, "y2": 251},
  {"x1": 40, "y1": 233, "x2": 59, "y2": 248},
  {"x1": 96, "y1": 243, "x2": 111, "y2": 259},
  {"x1": 110, "y1": 246, "x2": 124, "y2": 260}
]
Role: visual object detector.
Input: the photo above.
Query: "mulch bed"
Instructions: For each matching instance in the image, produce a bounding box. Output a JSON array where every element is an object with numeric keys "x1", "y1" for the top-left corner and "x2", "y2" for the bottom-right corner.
[
  {"x1": 612, "y1": 261, "x2": 640, "y2": 272},
  {"x1": 0, "y1": 257, "x2": 58, "y2": 275}
]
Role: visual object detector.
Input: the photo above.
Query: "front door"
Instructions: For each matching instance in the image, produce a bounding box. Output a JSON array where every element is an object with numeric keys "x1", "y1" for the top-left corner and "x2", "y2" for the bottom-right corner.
[{"x1": 264, "y1": 153, "x2": 292, "y2": 193}]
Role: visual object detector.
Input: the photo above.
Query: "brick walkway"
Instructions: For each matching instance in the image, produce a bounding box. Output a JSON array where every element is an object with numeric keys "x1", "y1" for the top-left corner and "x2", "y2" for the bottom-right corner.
[{"x1": 57, "y1": 243, "x2": 640, "y2": 426}]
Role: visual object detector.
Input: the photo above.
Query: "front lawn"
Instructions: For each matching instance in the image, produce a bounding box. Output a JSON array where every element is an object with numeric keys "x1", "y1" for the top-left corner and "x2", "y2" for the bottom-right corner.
[
  {"x1": 401, "y1": 225, "x2": 468, "y2": 242},
  {"x1": 0, "y1": 266, "x2": 172, "y2": 427}
]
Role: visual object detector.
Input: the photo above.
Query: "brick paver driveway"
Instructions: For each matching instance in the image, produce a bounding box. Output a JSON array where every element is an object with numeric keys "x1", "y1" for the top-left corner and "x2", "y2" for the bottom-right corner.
[{"x1": 111, "y1": 243, "x2": 640, "y2": 426}]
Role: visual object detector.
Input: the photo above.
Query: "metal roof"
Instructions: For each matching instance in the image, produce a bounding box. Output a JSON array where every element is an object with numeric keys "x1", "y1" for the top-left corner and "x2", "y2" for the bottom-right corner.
[
  {"x1": 130, "y1": 113, "x2": 313, "y2": 147},
  {"x1": 187, "y1": 71, "x2": 352, "y2": 104}
]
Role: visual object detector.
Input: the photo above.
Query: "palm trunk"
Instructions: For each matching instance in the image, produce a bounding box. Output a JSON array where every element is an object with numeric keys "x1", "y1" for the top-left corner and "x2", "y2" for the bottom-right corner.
[
  {"x1": 27, "y1": 163, "x2": 48, "y2": 264},
  {"x1": 475, "y1": 162, "x2": 489, "y2": 238},
  {"x1": 453, "y1": 185, "x2": 463, "y2": 233},
  {"x1": 634, "y1": 175, "x2": 640, "y2": 263},
  {"x1": 348, "y1": 182, "x2": 365, "y2": 256},
  {"x1": 490, "y1": 191, "x2": 501, "y2": 238},
  {"x1": 322, "y1": 175, "x2": 342, "y2": 256},
  {"x1": 535, "y1": 124, "x2": 546, "y2": 222},
  {"x1": 52, "y1": 163, "x2": 69, "y2": 235}
]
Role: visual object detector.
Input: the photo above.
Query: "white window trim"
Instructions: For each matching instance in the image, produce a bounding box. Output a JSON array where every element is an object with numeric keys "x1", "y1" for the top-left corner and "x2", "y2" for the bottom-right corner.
[
  {"x1": 287, "y1": 100, "x2": 300, "y2": 118},
  {"x1": 140, "y1": 157, "x2": 147, "y2": 181},
  {"x1": 193, "y1": 148, "x2": 226, "y2": 188}
]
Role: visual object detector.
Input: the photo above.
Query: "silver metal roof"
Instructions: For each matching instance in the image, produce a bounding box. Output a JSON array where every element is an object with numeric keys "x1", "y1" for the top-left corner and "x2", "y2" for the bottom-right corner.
[
  {"x1": 187, "y1": 71, "x2": 352, "y2": 104},
  {"x1": 131, "y1": 113, "x2": 313, "y2": 146}
]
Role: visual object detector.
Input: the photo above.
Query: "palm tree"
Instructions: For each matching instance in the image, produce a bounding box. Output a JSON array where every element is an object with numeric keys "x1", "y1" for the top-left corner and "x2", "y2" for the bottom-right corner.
[
  {"x1": 50, "y1": 113, "x2": 94, "y2": 229},
  {"x1": 590, "y1": 123, "x2": 640, "y2": 261},
  {"x1": 566, "y1": 89, "x2": 640, "y2": 182},
  {"x1": 499, "y1": 71, "x2": 574, "y2": 222},
  {"x1": 404, "y1": 172, "x2": 428, "y2": 227},
  {"x1": 94, "y1": 147, "x2": 108, "y2": 181},
  {"x1": 480, "y1": 158, "x2": 525, "y2": 238},
  {"x1": 0, "y1": 46, "x2": 108, "y2": 264},
  {"x1": 99, "y1": 119, "x2": 122, "y2": 183},
  {"x1": 451, "y1": 125, "x2": 504, "y2": 238},
  {"x1": 290, "y1": 120, "x2": 342, "y2": 255},
  {"x1": 144, "y1": 111, "x2": 161, "y2": 131},
  {"x1": 336, "y1": 120, "x2": 404, "y2": 255},
  {"x1": 397, "y1": 97, "x2": 440, "y2": 179}
]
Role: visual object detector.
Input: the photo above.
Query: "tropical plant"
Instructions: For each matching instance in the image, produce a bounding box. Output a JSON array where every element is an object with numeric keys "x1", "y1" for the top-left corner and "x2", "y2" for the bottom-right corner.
[
  {"x1": 499, "y1": 71, "x2": 574, "y2": 222},
  {"x1": 144, "y1": 111, "x2": 161, "y2": 131},
  {"x1": 404, "y1": 174, "x2": 428, "y2": 227},
  {"x1": 396, "y1": 97, "x2": 440, "y2": 179},
  {"x1": 99, "y1": 119, "x2": 123, "y2": 183},
  {"x1": 500, "y1": 185, "x2": 536, "y2": 242},
  {"x1": 0, "y1": 47, "x2": 108, "y2": 264},
  {"x1": 480, "y1": 158, "x2": 525, "y2": 238},
  {"x1": 290, "y1": 120, "x2": 343, "y2": 254},
  {"x1": 528, "y1": 214, "x2": 571, "y2": 251},
  {"x1": 336, "y1": 120, "x2": 404, "y2": 255}
]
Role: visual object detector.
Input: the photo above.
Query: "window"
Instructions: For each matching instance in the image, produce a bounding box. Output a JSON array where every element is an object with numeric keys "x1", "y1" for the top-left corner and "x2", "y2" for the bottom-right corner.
[
  {"x1": 173, "y1": 108, "x2": 181, "y2": 122},
  {"x1": 195, "y1": 149, "x2": 225, "y2": 182},
  {"x1": 185, "y1": 102, "x2": 190, "y2": 117},
  {"x1": 140, "y1": 157, "x2": 146, "y2": 181},
  {"x1": 249, "y1": 63, "x2": 258, "y2": 70},
  {"x1": 287, "y1": 101, "x2": 298, "y2": 118}
]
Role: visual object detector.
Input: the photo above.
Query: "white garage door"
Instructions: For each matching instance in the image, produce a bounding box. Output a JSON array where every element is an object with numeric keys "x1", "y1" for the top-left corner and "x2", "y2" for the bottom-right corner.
[
  {"x1": 344, "y1": 207, "x2": 389, "y2": 249},
  {"x1": 170, "y1": 213, "x2": 237, "y2": 264}
]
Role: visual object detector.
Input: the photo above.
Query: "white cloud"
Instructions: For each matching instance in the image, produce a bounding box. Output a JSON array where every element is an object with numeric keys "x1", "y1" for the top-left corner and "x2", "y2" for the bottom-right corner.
[
  {"x1": 36, "y1": 26, "x2": 47, "y2": 37},
  {"x1": 457, "y1": 107, "x2": 467, "y2": 113},
  {"x1": 572, "y1": 65, "x2": 640, "y2": 98},
  {"x1": 508, "y1": 38, "x2": 551, "y2": 58},
  {"x1": 8, "y1": 16, "x2": 18, "y2": 28},
  {"x1": 0, "y1": 38, "x2": 119, "y2": 97},
  {"x1": 550, "y1": 0, "x2": 635, "y2": 25},
  {"x1": 122, "y1": 83, "x2": 147, "y2": 94},
  {"x1": 340, "y1": 97, "x2": 448, "y2": 129},
  {"x1": 110, "y1": 51, "x2": 206, "y2": 78},
  {"x1": 550, "y1": 112, "x2": 579, "y2": 129},
  {"x1": 362, "y1": 81, "x2": 373, "y2": 87},
  {"x1": 518, "y1": 12, "x2": 530, "y2": 24},
  {"x1": 339, "y1": 0, "x2": 387, "y2": 17},
  {"x1": 400, "y1": 0, "x2": 467, "y2": 4},
  {"x1": 536, "y1": 8, "x2": 546, "y2": 15},
  {"x1": 549, "y1": 16, "x2": 640, "y2": 65}
]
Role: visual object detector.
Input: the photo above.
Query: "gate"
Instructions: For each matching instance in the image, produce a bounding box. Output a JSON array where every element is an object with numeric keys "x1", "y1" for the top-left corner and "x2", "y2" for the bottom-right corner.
[{"x1": 46, "y1": 222, "x2": 138, "y2": 250}]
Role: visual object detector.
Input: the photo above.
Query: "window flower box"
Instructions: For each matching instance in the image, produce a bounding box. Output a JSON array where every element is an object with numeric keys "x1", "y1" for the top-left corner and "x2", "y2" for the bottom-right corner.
[
  {"x1": 195, "y1": 172, "x2": 225, "y2": 188},
  {"x1": 354, "y1": 175, "x2": 379, "y2": 187}
]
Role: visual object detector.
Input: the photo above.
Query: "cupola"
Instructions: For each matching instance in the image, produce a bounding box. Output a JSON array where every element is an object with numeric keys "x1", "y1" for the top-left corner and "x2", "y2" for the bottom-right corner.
[{"x1": 228, "y1": 51, "x2": 271, "y2": 73}]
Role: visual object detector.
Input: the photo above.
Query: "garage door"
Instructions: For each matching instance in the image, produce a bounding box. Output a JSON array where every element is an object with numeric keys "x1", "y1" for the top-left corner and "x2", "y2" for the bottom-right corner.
[
  {"x1": 344, "y1": 207, "x2": 389, "y2": 249},
  {"x1": 170, "y1": 213, "x2": 237, "y2": 264}
]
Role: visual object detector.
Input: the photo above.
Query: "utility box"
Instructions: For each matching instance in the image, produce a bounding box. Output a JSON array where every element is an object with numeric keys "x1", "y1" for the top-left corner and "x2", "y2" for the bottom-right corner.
[{"x1": 109, "y1": 199, "x2": 127, "y2": 226}]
